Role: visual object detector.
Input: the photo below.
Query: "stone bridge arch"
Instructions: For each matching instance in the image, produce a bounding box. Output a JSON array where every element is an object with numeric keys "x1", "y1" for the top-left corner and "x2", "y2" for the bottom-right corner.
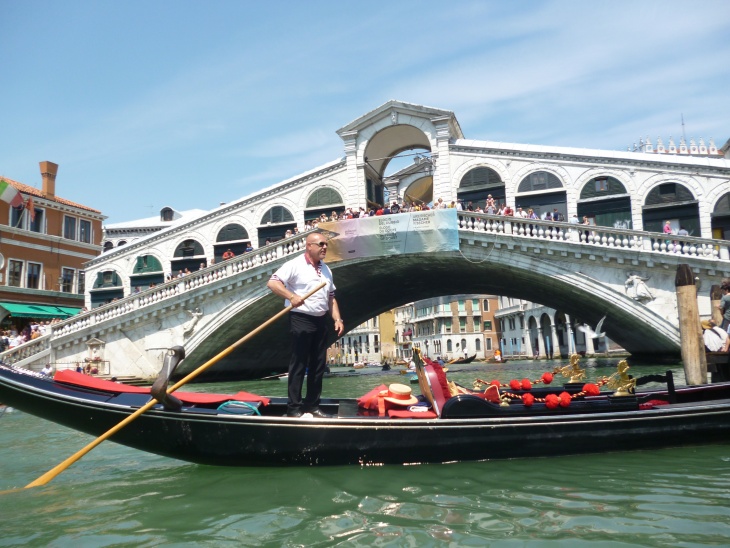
[{"x1": 174, "y1": 240, "x2": 686, "y2": 380}]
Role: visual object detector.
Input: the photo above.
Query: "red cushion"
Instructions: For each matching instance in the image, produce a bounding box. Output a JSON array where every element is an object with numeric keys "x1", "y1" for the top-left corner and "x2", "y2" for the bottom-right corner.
[
  {"x1": 53, "y1": 370, "x2": 270, "y2": 405},
  {"x1": 387, "y1": 409, "x2": 438, "y2": 419}
]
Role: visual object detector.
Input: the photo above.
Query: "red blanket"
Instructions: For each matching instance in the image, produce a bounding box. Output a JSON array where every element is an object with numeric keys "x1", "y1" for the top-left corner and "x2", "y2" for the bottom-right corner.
[{"x1": 53, "y1": 370, "x2": 270, "y2": 405}]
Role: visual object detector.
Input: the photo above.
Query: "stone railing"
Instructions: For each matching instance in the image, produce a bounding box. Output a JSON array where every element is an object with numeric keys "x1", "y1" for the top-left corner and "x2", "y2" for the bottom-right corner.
[
  {"x1": 0, "y1": 335, "x2": 52, "y2": 365},
  {"x1": 457, "y1": 212, "x2": 729, "y2": 261},
  {"x1": 0, "y1": 237, "x2": 307, "y2": 365}
]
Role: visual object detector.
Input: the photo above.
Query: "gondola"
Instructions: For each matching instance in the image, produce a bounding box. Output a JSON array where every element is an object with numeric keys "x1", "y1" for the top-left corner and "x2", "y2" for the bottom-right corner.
[
  {"x1": 448, "y1": 354, "x2": 477, "y2": 364},
  {"x1": 1, "y1": 356, "x2": 730, "y2": 467}
]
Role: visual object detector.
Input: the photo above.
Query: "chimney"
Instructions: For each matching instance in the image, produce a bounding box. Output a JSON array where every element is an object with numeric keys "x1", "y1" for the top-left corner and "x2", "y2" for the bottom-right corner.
[{"x1": 39, "y1": 161, "x2": 58, "y2": 199}]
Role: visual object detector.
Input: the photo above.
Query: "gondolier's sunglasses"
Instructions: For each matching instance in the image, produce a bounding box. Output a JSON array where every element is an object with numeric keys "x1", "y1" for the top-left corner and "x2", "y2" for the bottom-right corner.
[{"x1": 309, "y1": 242, "x2": 328, "y2": 248}]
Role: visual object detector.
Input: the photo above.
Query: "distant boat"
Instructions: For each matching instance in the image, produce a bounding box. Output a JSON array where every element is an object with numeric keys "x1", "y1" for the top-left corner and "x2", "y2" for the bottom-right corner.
[{"x1": 448, "y1": 354, "x2": 477, "y2": 364}]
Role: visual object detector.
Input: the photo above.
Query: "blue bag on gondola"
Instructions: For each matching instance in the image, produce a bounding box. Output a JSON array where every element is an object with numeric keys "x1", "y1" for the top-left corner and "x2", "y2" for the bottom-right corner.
[{"x1": 217, "y1": 401, "x2": 261, "y2": 415}]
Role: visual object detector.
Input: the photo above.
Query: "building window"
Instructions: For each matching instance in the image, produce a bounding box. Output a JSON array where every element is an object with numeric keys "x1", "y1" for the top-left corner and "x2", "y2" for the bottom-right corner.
[
  {"x1": 483, "y1": 299, "x2": 490, "y2": 312},
  {"x1": 78, "y1": 270, "x2": 85, "y2": 294},
  {"x1": 459, "y1": 318, "x2": 466, "y2": 333},
  {"x1": 10, "y1": 207, "x2": 24, "y2": 229},
  {"x1": 62, "y1": 268, "x2": 75, "y2": 293},
  {"x1": 26, "y1": 262, "x2": 41, "y2": 289},
  {"x1": 595, "y1": 178, "x2": 608, "y2": 192},
  {"x1": 458, "y1": 300, "x2": 466, "y2": 312},
  {"x1": 471, "y1": 299, "x2": 479, "y2": 312},
  {"x1": 29, "y1": 208, "x2": 45, "y2": 233},
  {"x1": 79, "y1": 220, "x2": 91, "y2": 243},
  {"x1": 483, "y1": 320, "x2": 492, "y2": 331},
  {"x1": 486, "y1": 338, "x2": 492, "y2": 350},
  {"x1": 475, "y1": 339, "x2": 481, "y2": 351},
  {"x1": 446, "y1": 339, "x2": 452, "y2": 352},
  {"x1": 7, "y1": 260, "x2": 23, "y2": 287},
  {"x1": 473, "y1": 316, "x2": 480, "y2": 332},
  {"x1": 63, "y1": 216, "x2": 77, "y2": 240},
  {"x1": 444, "y1": 318, "x2": 452, "y2": 334}
]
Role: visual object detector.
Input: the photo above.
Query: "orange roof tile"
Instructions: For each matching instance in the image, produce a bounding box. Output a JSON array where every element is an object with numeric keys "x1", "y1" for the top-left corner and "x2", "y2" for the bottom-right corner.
[{"x1": 0, "y1": 176, "x2": 102, "y2": 214}]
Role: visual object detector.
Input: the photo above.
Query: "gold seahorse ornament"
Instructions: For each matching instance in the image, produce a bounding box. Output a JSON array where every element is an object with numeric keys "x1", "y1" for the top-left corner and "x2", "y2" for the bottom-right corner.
[
  {"x1": 559, "y1": 353, "x2": 586, "y2": 383},
  {"x1": 606, "y1": 359, "x2": 636, "y2": 397}
]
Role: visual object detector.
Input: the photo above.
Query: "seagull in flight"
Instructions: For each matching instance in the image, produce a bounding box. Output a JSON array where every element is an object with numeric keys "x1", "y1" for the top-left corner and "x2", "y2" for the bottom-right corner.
[{"x1": 577, "y1": 315, "x2": 606, "y2": 338}]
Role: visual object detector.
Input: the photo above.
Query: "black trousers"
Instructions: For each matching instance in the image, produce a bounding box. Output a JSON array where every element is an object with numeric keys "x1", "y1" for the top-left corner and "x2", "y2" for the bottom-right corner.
[{"x1": 287, "y1": 312, "x2": 328, "y2": 412}]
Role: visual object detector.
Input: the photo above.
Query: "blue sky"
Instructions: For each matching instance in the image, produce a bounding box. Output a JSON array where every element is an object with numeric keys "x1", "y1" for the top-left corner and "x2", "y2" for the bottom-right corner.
[{"x1": 1, "y1": 0, "x2": 728, "y2": 224}]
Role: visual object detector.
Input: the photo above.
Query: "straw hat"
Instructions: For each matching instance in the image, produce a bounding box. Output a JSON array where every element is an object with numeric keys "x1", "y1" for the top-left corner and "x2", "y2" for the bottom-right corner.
[
  {"x1": 382, "y1": 383, "x2": 419, "y2": 406},
  {"x1": 701, "y1": 319, "x2": 713, "y2": 330}
]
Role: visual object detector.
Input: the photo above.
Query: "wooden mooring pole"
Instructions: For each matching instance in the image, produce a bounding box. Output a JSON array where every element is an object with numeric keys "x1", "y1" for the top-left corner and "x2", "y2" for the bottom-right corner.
[{"x1": 675, "y1": 264, "x2": 707, "y2": 385}]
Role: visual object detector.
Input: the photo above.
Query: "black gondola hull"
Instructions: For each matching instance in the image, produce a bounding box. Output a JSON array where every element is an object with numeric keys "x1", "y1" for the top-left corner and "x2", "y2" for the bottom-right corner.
[{"x1": 2, "y1": 365, "x2": 730, "y2": 466}]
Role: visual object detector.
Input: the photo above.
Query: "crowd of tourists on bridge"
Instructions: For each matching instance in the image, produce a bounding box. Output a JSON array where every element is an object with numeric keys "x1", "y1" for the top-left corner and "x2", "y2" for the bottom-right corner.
[{"x1": 0, "y1": 320, "x2": 64, "y2": 351}]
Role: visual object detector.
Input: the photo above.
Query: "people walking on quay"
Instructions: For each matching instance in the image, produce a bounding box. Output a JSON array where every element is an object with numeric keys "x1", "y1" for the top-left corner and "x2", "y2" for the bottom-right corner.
[{"x1": 267, "y1": 232, "x2": 344, "y2": 418}]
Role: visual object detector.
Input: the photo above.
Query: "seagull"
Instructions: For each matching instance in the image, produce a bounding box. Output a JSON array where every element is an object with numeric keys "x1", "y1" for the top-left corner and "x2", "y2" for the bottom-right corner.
[{"x1": 577, "y1": 315, "x2": 606, "y2": 338}]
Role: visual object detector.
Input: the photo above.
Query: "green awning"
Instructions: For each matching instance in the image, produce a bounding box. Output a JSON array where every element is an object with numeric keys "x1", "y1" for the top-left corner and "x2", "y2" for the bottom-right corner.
[{"x1": 0, "y1": 302, "x2": 81, "y2": 319}]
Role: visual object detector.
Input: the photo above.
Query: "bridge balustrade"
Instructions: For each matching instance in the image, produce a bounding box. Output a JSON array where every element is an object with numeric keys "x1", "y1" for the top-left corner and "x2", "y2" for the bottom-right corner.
[
  {"x1": 0, "y1": 236, "x2": 308, "y2": 365},
  {"x1": 457, "y1": 212, "x2": 729, "y2": 261},
  {"x1": 1, "y1": 214, "x2": 728, "y2": 368}
]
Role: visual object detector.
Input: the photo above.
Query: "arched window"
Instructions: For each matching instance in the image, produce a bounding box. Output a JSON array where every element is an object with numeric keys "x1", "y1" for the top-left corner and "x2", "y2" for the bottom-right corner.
[
  {"x1": 260, "y1": 206, "x2": 294, "y2": 225},
  {"x1": 644, "y1": 182, "x2": 695, "y2": 206},
  {"x1": 446, "y1": 339, "x2": 452, "y2": 352},
  {"x1": 216, "y1": 224, "x2": 249, "y2": 242},
  {"x1": 306, "y1": 188, "x2": 344, "y2": 208},
  {"x1": 103, "y1": 241, "x2": 114, "y2": 252},
  {"x1": 305, "y1": 188, "x2": 346, "y2": 221},
  {"x1": 160, "y1": 207, "x2": 175, "y2": 222},
  {"x1": 173, "y1": 239, "x2": 204, "y2": 258},
  {"x1": 475, "y1": 339, "x2": 481, "y2": 351},
  {"x1": 580, "y1": 176, "x2": 627, "y2": 199},
  {"x1": 458, "y1": 167, "x2": 504, "y2": 209},
  {"x1": 517, "y1": 171, "x2": 564, "y2": 193},
  {"x1": 459, "y1": 167, "x2": 503, "y2": 189},
  {"x1": 642, "y1": 182, "x2": 699, "y2": 235},
  {"x1": 578, "y1": 176, "x2": 632, "y2": 229},
  {"x1": 133, "y1": 255, "x2": 163, "y2": 274}
]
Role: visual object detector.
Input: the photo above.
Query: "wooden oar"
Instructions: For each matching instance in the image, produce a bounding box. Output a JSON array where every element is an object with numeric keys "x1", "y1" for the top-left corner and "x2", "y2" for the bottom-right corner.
[{"x1": 24, "y1": 281, "x2": 326, "y2": 488}]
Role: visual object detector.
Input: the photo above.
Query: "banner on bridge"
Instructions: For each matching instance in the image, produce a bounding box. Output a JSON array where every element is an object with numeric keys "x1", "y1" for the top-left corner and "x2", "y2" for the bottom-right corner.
[{"x1": 318, "y1": 209, "x2": 460, "y2": 262}]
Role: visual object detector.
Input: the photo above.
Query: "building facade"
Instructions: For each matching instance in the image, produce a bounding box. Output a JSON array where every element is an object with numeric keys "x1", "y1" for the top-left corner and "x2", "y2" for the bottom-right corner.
[
  {"x1": 495, "y1": 296, "x2": 625, "y2": 359},
  {"x1": 393, "y1": 295, "x2": 500, "y2": 362},
  {"x1": 328, "y1": 310, "x2": 395, "y2": 365},
  {"x1": 0, "y1": 161, "x2": 104, "y2": 324}
]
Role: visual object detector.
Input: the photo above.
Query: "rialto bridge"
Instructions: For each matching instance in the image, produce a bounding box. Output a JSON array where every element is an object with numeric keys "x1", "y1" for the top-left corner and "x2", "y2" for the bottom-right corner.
[
  {"x1": 2, "y1": 100, "x2": 729, "y2": 379},
  {"x1": 2, "y1": 210, "x2": 729, "y2": 380}
]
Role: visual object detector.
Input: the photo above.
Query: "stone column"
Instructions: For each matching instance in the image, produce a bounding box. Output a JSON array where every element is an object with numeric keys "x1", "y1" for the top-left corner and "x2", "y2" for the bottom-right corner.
[
  {"x1": 536, "y1": 328, "x2": 547, "y2": 358},
  {"x1": 431, "y1": 116, "x2": 453, "y2": 203},
  {"x1": 522, "y1": 328, "x2": 533, "y2": 358},
  {"x1": 583, "y1": 326, "x2": 595, "y2": 355},
  {"x1": 550, "y1": 323, "x2": 561, "y2": 359},
  {"x1": 565, "y1": 314, "x2": 576, "y2": 355},
  {"x1": 340, "y1": 130, "x2": 361, "y2": 206}
]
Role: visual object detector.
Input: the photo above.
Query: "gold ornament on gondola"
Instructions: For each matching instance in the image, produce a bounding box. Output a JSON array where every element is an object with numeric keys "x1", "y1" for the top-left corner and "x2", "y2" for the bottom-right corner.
[
  {"x1": 558, "y1": 353, "x2": 586, "y2": 383},
  {"x1": 605, "y1": 359, "x2": 636, "y2": 397}
]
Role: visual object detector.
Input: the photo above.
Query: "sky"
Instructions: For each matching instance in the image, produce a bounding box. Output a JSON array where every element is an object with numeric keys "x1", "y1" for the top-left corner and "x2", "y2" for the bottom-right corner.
[{"x1": 1, "y1": 0, "x2": 729, "y2": 224}]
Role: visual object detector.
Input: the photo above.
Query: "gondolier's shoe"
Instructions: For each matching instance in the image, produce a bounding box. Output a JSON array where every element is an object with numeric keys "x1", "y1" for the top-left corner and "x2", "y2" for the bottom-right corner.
[
  {"x1": 287, "y1": 409, "x2": 304, "y2": 417},
  {"x1": 308, "y1": 408, "x2": 335, "y2": 419}
]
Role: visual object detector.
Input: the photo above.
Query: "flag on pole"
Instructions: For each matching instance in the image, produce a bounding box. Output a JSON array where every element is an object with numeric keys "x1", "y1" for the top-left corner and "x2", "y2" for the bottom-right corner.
[
  {"x1": 0, "y1": 179, "x2": 24, "y2": 208},
  {"x1": 26, "y1": 196, "x2": 36, "y2": 221}
]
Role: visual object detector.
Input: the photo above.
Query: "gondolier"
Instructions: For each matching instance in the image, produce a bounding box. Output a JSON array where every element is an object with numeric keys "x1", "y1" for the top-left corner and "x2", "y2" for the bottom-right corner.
[{"x1": 267, "y1": 232, "x2": 344, "y2": 418}]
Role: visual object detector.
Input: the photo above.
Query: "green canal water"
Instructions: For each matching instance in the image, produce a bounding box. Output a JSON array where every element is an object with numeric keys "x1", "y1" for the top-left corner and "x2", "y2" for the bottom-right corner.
[{"x1": 1, "y1": 359, "x2": 729, "y2": 547}]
